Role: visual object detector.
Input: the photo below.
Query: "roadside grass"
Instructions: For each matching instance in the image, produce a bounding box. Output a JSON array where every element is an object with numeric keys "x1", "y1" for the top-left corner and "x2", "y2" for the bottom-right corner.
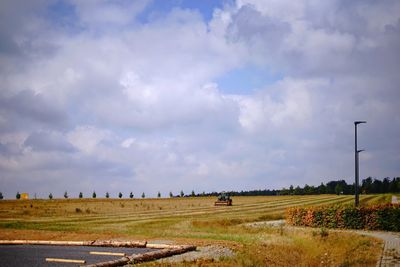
[
  {"x1": 0, "y1": 195, "x2": 389, "y2": 266},
  {"x1": 137, "y1": 226, "x2": 381, "y2": 267}
]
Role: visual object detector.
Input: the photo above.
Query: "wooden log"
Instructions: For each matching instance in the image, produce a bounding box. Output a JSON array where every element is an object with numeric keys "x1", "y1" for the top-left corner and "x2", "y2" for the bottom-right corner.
[
  {"x1": 130, "y1": 245, "x2": 197, "y2": 263},
  {"x1": 82, "y1": 245, "x2": 196, "y2": 267},
  {"x1": 145, "y1": 243, "x2": 179, "y2": 249},
  {"x1": 83, "y1": 257, "x2": 130, "y2": 267},
  {"x1": 90, "y1": 251, "x2": 126, "y2": 256},
  {"x1": 0, "y1": 240, "x2": 88, "y2": 246},
  {"x1": 0, "y1": 239, "x2": 146, "y2": 247},
  {"x1": 46, "y1": 258, "x2": 86, "y2": 264},
  {"x1": 91, "y1": 240, "x2": 147, "y2": 247}
]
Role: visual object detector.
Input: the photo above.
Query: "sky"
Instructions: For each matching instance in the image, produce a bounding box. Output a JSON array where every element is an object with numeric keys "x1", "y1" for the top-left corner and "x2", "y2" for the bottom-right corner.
[{"x1": 0, "y1": 0, "x2": 399, "y2": 199}]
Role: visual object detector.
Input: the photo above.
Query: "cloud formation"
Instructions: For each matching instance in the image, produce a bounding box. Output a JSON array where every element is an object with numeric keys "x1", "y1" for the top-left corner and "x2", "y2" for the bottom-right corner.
[{"x1": 0, "y1": 0, "x2": 399, "y2": 198}]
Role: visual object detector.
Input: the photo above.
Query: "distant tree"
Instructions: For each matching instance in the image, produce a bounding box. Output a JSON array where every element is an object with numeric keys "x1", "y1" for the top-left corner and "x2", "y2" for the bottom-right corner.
[
  {"x1": 372, "y1": 179, "x2": 383, "y2": 194},
  {"x1": 289, "y1": 185, "x2": 294, "y2": 195},
  {"x1": 318, "y1": 183, "x2": 326, "y2": 194},
  {"x1": 16, "y1": 192, "x2": 21, "y2": 199},
  {"x1": 191, "y1": 190, "x2": 195, "y2": 197},
  {"x1": 361, "y1": 177, "x2": 373, "y2": 194},
  {"x1": 0, "y1": 192, "x2": 3, "y2": 199},
  {"x1": 64, "y1": 191, "x2": 68, "y2": 199},
  {"x1": 79, "y1": 192, "x2": 83, "y2": 198},
  {"x1": 141, "y1": 192, "x2": 145, "y2": 198},
  {"x1": 92, "y1": 191, "x2": 96, "y2": 198},
  {"x1": 49, "y1": 193, "x2": 53, "y2": 200},
  {"x1": 326, "y1": 181, "x2": 336, "y2": 194},
  {"x1": 157, "y1": 191, "x2": 161, "y2": 198},
  {"x1": 294, "y1": 186, "x2": 303, "y2": 195},
  {"x1": 335, "y1": 184, "x2": 343, "y2": 195},
  {"x1": 280, "y1": 187, "x2": 289, "y2": 195},
  {"x1": 396, "y1": 177, "x2": 400, "y2": 192},
  {"x1": 382, "y1": 177, "x2": 390, "y2": 193},
  {"x1": 118, "y1": 192, "x2": 123, "y2": 198},
  {"x1": 106, "y1": 192, "x2": 109, "y2": 198},
  {"x1": 129, "y1": 192, "x2": 134, "y2": 199},
  {"x1": 389, "y1": 178, "x2": 396, "y2": 193},
  {"x1": 169, "y1": 191, "x2": 173, "y2": 198},
  {"x1": 304, "y1": 184, "x2": 311, "y2": 195},
  {"x1": 180, "y1": 190, "x2": 184, "y2": 197}
]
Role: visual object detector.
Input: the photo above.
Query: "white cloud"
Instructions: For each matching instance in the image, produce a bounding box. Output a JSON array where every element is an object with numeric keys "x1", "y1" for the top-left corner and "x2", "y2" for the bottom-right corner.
[
  {"x1": 67, "y1": 126, "x2": 112, "y2": 154},
  {"x1": 0, "y1": 0, "x2": 399, "y2": 197},
  {"x1": 121, "y1": 138, "x2": 135, "y2": 148}
]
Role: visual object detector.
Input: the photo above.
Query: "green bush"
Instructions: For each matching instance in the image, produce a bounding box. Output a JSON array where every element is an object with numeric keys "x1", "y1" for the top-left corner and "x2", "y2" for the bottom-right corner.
[{"x1": 286, "y1": 203, "x2": 400, "y2": 231}]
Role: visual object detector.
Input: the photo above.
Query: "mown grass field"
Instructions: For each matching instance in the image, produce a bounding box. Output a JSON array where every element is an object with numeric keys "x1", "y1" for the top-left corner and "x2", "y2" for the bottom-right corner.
[{"x1": 0, "y1": 194, "x2": 392, "y2": 266}]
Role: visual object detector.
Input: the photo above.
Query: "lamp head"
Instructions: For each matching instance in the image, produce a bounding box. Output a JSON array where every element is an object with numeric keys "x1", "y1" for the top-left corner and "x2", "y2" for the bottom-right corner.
[{"x1": 354, "y1": 121, "x2": 367, "y2": 125}]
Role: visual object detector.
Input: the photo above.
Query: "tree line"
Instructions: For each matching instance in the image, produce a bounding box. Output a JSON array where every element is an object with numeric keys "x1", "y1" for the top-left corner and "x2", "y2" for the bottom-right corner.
[
  {"x1": 2, "y1": 177, "x2": 399, "y2": 200},
  {"x1": 194, "y1": 177, "x2": 400, "y2": 197}
]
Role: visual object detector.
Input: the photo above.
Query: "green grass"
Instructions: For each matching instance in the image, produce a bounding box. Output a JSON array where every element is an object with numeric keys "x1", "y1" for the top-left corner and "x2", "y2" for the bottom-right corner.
[
  {"x1": 0, "y1": 195, "x2": 389, "y2": 235},
  {"x1": 0, "y1": 194, "x2": 389, "y2": 266}
]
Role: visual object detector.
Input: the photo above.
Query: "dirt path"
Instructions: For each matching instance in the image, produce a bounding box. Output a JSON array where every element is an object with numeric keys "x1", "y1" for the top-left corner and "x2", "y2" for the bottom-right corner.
[
  {"x1": 247, "y1": 220, "x2": 400, "y2": 267},
  {"x1": 392, "y1": 195, "x2": 398, "y2": 204}
]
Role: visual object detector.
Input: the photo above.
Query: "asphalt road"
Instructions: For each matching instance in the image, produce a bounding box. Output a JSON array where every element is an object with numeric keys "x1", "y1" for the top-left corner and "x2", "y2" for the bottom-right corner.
[{"x1": 0, "y1": 245, "x2": 156, "y2": 267}]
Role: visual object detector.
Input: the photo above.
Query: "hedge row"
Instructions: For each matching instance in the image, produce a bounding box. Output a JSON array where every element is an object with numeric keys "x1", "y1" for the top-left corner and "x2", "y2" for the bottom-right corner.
[{"x1": 286, "y1": 203, "x2": 400, "y2": 231}]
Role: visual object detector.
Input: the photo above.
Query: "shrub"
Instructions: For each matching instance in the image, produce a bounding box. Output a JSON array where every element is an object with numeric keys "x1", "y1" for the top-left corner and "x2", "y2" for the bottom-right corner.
[
  {"x1": 118, "y1": 192, "x2": 122, "y2": 198},
  {"x1": 92, "y1": 191, "x2": 96, "y2": 198},
  {"x1": 105, "y1": 192, "x2": 109, "y2": 198},
  {"x1": 48, "y1": 193, "x2": 53, "y2": 200},
  {"x1": 79, "y1": 192, "x2": 83, "y2": 198},
  {"x1": 64, "y1": 191, "x2": 68, "y2": 199},
  {"x1": 0, "y1": 192, "x2": 3, "y2": 199},
  {"x1": 129, "y1": 192, "x2": 134, "y2": 199},
  {"x1": 286, "y1": 203, "x2": 400, "y2": 231},
  {"x1": 16, "y1": 192, "x2": 21, "y2": 199}
]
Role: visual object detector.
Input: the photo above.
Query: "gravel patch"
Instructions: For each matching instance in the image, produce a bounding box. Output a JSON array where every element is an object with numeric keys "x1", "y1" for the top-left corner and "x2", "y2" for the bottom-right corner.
[
  {"x1": 244, "y1": 220, "x2": 286, "y2": 228},
  {"x1": 157, "y1": 245, "x2": 235, "y2": 263}
]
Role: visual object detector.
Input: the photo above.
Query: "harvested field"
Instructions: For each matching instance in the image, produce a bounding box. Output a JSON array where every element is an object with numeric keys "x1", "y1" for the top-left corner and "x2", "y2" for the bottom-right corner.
[{"x1": 0, "y1": 194, "x2": 390, "y2": 266}]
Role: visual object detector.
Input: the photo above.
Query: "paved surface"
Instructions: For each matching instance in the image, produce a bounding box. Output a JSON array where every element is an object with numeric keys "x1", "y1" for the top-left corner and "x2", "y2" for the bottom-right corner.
[
  {"x1": 355, "y1": 231, "x2": 400, "y2": 267},
  {"x1": 0, "y1": 245, "x2": 156, "y2": 267}
]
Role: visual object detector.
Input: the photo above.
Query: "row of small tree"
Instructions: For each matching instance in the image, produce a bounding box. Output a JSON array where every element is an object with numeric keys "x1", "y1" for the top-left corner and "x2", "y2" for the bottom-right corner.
[{"x1": 6, "y1": 190, "x2": 196, "y2": 199}]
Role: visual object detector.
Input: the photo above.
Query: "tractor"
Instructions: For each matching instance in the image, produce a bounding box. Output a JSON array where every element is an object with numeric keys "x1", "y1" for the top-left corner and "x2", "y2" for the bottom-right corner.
[{"x1": 214, "y1": 192, "x2": 232, "y2": 206}]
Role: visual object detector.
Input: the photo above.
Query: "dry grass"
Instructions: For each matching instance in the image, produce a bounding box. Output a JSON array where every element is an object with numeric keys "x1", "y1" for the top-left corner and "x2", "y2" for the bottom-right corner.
[{"x1": 0, "y1": 195, "x2": 388, "y2": 266}]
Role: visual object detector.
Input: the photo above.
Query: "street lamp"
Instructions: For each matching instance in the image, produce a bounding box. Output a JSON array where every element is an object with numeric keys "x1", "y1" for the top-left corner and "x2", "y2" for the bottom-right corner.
[{"x1": 354, "y1": 121, "x2": 366, "y2": 207}]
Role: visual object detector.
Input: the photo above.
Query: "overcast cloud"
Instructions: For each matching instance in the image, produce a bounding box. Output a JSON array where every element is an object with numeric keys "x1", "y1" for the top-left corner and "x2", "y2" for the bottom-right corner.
[{"x1": 0, "y1": 0, "x2": 399, "y2": 198}]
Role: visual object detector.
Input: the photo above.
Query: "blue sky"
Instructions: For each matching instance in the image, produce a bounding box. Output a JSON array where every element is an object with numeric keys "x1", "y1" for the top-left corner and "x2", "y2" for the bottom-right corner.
[
  {"x1": 0, "y1": 0, "x2": 399, "y2": 198},
  {"x1": 141, "y1": 0, "x2": 227, "y2": 22}
]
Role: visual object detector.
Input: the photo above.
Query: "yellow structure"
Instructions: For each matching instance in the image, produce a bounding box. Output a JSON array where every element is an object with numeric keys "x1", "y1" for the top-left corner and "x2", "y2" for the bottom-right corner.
[{"x1": 20, "y1": 193, "x2": 29, "y2": 200}]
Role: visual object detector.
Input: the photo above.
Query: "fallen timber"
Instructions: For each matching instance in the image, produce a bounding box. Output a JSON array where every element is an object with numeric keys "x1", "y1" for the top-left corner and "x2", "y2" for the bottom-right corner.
[
  {"x1": 83, "y1": 245, "x2": 197, "y2": 267},
  {"x1": 46, "y1": 258, "x2": 86, "y2": 264},
  {"x1": 0, "y1": 240, "x2": 196, "y2": 267},
  {"x1": 0, "y1": 240, "x2": 147, "y2": 247}
]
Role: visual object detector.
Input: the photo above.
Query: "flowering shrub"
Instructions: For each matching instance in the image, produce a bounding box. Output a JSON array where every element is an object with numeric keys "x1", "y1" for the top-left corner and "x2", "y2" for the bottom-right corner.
[{"x1": 286, "y1": 203, "x2": 400, "y2": 231}]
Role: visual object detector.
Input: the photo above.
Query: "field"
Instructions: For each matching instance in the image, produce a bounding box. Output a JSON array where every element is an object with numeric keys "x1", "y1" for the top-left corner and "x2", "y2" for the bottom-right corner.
[{"x1": 0, "y1": 194, "x2": 391, "y2": 266}]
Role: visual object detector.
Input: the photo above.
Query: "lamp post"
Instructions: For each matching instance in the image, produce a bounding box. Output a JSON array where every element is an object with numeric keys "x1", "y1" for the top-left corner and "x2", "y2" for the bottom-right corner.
[{"x1": 354, "y1": 121, "x2": 366, "y2": 207}]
